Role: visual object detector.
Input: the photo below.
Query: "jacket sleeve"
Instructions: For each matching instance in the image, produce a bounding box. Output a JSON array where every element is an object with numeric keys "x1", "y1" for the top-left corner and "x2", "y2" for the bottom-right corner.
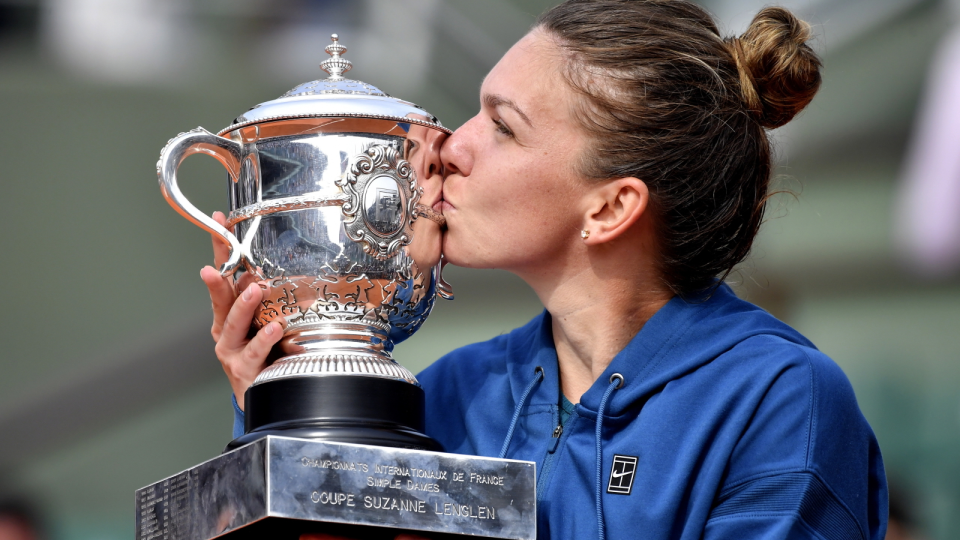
[
  {"x1": 704, "y1": 341, "x2": 887, "y2": 539},
  {"x1": 232, "y1": 394, "x2": 245, "y2": 440},
  {"x1": 703, "y1": 470, "x2": 882, "y2": 540}
]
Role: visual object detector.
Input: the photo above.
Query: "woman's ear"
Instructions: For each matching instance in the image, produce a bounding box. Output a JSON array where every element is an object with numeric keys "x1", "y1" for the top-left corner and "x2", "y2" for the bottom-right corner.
[{"x1": 582, "y1": 178, "x2": 649, "y2": 245}]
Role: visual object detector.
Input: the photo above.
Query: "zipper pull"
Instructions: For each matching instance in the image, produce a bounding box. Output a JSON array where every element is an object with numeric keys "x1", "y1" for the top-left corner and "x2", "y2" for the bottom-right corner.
[{"x1": 548, "y1": 423, "x2": 563, "y2": 452}]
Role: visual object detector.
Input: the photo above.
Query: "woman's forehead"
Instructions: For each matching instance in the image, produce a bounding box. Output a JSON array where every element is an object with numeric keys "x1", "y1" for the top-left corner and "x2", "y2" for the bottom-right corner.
[{"x1": 481, "y1": 31, "x2": 572, "y2": 125}]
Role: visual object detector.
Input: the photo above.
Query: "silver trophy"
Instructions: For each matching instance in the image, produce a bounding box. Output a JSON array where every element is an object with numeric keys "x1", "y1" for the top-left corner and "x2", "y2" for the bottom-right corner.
[
  {"x1": 158, "y1": 35, "x2": 452, "y2": 450},
  {"x1": 142, "y1": 35, "x2": 536, "y2": 540}
]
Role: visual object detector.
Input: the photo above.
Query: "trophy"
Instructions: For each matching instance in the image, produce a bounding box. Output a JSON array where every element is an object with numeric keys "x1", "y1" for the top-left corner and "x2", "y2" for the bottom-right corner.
[{"x1": 137, "y1": 36, "x2": 536, "y2": 540}]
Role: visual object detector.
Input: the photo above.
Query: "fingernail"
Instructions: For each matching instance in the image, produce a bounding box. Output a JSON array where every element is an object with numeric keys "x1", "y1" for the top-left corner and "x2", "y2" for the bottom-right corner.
[
  {"x1": 243, "y1": 285, "x2": 254, "y2": 301},
  {"x1": 265, "y1": 323, "x2": 275, "y2": 336}
]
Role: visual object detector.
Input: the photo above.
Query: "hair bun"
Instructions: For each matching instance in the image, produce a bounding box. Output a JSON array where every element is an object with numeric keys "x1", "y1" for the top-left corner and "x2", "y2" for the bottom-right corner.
[{"x1": 729, "y1": 7, "x2": 822, "y2": 129}]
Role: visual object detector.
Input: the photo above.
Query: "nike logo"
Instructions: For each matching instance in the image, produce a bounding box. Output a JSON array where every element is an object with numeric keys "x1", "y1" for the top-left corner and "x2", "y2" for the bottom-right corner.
[{"x1": 607, "y1": 455, "x2": 639, "y2": 495}]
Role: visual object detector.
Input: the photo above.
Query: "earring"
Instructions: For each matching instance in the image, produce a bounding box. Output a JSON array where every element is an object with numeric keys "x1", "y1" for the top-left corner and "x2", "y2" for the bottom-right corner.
[{"x1": 580, "y1": 229, "x2": 590, "y2": 239}]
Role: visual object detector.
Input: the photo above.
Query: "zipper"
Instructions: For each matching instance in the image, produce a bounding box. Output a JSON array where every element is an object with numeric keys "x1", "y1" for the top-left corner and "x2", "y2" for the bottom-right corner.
[{"x1": 537, "y1": 408, "x2": 575, "y2": 502}]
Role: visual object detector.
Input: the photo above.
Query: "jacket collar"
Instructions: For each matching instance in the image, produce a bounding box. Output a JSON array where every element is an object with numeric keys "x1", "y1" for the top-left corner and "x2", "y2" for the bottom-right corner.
[{"x1": 506, "y1": 283, "x2": 813, "y2": 416}]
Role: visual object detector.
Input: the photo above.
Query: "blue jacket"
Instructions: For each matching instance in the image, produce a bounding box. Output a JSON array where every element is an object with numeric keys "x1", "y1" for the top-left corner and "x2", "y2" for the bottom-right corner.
[{"x1": 417, "y1": 284, "x2": 887, "y2": 540}]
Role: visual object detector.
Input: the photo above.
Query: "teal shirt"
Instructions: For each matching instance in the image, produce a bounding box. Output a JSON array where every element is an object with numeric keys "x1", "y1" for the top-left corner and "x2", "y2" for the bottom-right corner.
[{"x1": 559, "y1": 394, "x2": 576, "y2": 428}]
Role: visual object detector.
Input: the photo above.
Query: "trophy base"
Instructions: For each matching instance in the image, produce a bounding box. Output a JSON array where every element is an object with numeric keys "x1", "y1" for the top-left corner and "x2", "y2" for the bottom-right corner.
[
  {"x1": 136, "y1": 436, "x2": 537, "y2": 540},
  {"x1": 227, "y1": 375, "x2": 441, "y2": 452}
]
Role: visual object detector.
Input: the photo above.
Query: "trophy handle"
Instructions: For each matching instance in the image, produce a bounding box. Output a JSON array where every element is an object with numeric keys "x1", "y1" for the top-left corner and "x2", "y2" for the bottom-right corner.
[
  {"x1": 436, "y1": 256, "x2": 454, "y2": 300},
  {"x1": 157, "y1": 127, "x2": 247, "y2": 276}
]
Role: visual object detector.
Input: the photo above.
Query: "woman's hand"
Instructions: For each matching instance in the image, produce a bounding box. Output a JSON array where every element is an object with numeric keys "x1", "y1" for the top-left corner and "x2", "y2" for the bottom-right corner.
[{"x1": 200, "y1": 211, "x2": 283, "y2": 410}]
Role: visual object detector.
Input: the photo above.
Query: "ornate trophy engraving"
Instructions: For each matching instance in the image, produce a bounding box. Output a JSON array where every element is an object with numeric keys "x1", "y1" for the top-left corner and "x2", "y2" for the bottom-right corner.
[{"x1": 140, "y1": 35, "x2": 536, "y2": 540}]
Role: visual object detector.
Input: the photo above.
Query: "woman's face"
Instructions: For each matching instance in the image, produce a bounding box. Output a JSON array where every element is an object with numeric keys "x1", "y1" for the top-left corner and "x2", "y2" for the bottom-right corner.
[{"x1": 440, "y1": 30, "x2": 590, "y2": 274}]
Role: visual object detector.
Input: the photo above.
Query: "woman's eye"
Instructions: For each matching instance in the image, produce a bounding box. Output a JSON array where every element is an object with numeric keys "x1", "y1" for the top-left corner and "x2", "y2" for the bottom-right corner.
[{"x1": 493, "y1": 119, "x2": 514, "y2": 138}]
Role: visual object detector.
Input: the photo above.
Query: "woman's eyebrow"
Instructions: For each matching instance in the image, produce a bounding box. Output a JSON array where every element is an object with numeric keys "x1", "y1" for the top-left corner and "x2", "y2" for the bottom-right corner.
[{"x1": 483, "y1": 93, "x2": 533, "y2": 128}]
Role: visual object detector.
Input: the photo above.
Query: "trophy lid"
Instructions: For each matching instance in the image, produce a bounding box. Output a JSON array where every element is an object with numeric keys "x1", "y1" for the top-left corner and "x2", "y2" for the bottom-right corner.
[{"x1": 218, "y1": 34, "x2": 450, "y2": 136}]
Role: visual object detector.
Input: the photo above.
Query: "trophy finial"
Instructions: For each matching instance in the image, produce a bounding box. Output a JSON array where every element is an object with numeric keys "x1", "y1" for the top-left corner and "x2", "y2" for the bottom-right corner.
[{"x1": 320, "y1": 33, "x2": 352, "y2": 80}]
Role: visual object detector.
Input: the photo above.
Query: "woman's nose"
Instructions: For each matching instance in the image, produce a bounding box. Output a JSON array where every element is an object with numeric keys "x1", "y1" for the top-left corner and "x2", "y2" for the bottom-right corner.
[{"x1": 440, "y1": 121, "x2": 474, "y2": 178}]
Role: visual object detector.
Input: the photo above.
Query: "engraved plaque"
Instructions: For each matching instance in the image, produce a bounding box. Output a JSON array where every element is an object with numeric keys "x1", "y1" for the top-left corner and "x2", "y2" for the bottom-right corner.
[
  {"x1": 363, "y1": 175, "x2": 405, "y2": 236},
  {"x1": 135, "y1": 436, "x2": 537, "y2": 540}
]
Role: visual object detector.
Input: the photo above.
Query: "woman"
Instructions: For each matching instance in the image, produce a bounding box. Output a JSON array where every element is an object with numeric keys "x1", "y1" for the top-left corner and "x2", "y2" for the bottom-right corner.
[{"x1": 203, "y1": 1, "x2": 887, "y2": 538}]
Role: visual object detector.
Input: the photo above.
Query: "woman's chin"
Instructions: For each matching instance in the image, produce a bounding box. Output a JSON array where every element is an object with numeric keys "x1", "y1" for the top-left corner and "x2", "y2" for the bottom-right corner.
[{"x1": 438, "y1": 238, "x2": 478, "y2": 269}]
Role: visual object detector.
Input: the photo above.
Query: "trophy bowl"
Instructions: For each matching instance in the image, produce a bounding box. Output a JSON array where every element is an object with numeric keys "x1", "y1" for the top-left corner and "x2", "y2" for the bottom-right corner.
[{"x1": 157, "y1": 34, "x2": 452, "y2": 451}]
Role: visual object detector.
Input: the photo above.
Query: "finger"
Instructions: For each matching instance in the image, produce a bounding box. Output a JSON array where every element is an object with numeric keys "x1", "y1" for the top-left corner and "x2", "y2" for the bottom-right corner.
[
  {"x1": 201, "y1": 265, "x2": 237, "y2": 340},
  {"x1": 235, "y1": 272, "x2": 257, "y2": 292},
  {"x1": 211, "y1": 211, "x2": 232, "y2": 271},
  {"x1": 228, "y1": 322, "x2": 282, "y2": 409},
  {"x1": 218, "y1": 283, "x2": 264, "y2": 352},
  {"x1": 242, "y1": 322, "x2": 283, "y2": 370}
]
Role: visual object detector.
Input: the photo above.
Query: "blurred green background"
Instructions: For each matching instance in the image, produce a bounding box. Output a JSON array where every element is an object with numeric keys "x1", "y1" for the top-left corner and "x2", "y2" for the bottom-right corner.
[{"x1": 1, "y1": 0, "x2": 958, "y2": 539}]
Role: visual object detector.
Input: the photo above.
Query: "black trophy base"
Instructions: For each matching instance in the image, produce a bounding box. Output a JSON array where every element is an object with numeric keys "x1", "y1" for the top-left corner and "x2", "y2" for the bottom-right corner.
[
  {"x1": 215, "y1": 517, "x2": 506, "y2": 540},
  {"x1": 226, "y1": 375, "x2": 441, "y2": 451}
]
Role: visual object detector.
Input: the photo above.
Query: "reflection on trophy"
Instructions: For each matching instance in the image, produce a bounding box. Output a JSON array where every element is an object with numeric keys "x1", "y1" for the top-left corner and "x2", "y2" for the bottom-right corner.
[{"x1": 139, "y1": 35, "x2": 535, "y2": 540}]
